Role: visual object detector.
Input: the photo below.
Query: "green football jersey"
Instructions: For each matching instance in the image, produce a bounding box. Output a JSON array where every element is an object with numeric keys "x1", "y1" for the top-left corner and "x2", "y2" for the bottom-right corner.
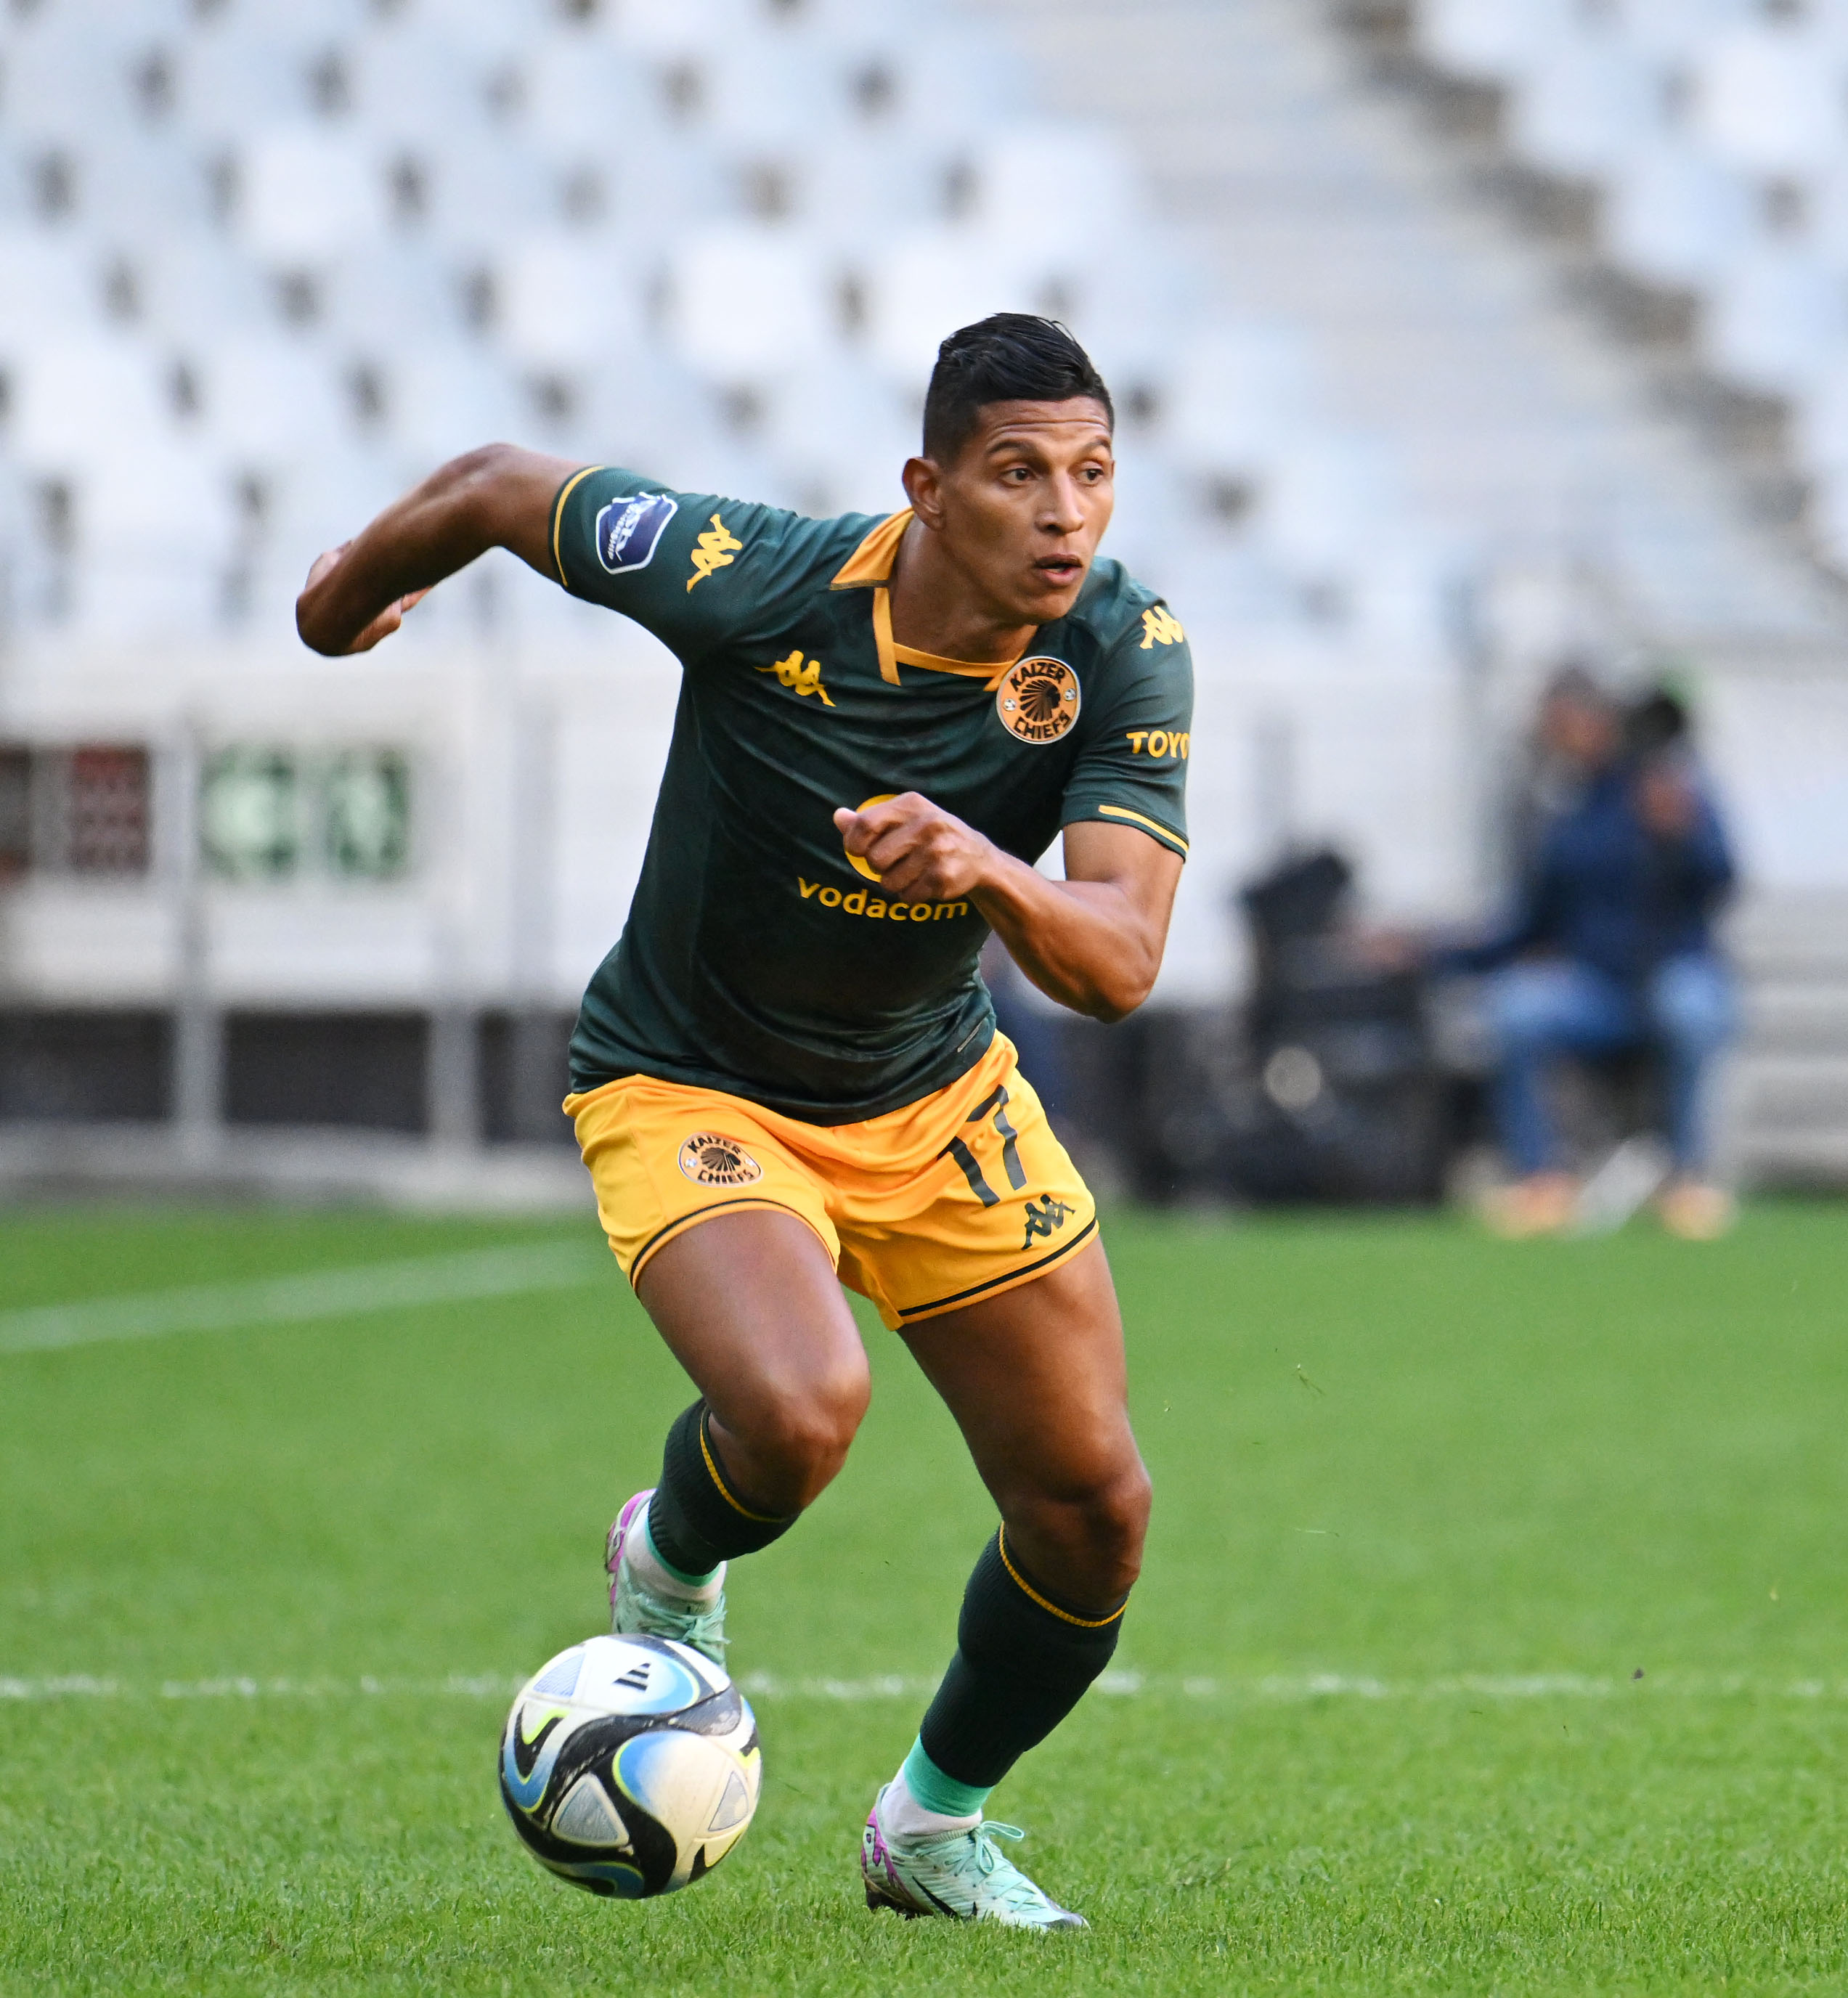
[{"x1": 551, "y1": 465, "x2": 1193, "y2": 1124}]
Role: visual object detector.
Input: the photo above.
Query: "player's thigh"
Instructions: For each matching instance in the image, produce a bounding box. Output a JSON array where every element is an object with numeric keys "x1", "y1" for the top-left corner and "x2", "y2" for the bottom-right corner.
[
  {"x1": 637, "y1": 1209, "x2": 871, "y2": 1446},
  {"x1": 899, "y1": 1237, "x2": 1147, "y2": 1589}
]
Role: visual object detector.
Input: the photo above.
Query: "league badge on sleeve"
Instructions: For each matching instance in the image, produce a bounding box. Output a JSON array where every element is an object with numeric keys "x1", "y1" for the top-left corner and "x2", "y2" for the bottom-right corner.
[{"x1": 595, "y1": 492, "x2": 678, "y2": 575}]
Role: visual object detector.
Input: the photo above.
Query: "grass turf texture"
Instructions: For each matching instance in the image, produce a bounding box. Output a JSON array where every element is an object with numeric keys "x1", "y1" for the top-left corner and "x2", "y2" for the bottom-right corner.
[{"x1": 1, "y1": 1203, "x2": 1845, "y2": 1995}]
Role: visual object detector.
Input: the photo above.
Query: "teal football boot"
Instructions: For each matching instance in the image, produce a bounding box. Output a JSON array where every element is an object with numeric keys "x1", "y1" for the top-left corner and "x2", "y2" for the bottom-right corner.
[
  {"x1": 861, "y1": 1787, "x2": 1087, "y2": 1930},
  {"x1": 604, "y1": 1488, "x2": 728, "y2": 1668}
]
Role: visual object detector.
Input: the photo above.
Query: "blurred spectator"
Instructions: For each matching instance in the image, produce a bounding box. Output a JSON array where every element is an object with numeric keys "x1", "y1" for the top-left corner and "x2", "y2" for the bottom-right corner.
[
  {"x1": 1440, "y1": 675, "x2": 1738, "y2": 1239},
  {"x1": 1502, "y1": 661, "x2": 1620, "y2": 886}
]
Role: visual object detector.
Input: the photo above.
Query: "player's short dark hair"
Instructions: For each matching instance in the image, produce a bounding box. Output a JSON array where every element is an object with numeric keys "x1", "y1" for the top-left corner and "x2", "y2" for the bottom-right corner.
[{"x1": 921, "y1": 314, "x2": 1114, "y2": 464}]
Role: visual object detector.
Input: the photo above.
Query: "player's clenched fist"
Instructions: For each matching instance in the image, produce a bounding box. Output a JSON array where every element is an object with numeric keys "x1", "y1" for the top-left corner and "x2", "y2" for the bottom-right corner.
[
  {"x1": 298, "y1": 543, "x2": 428, "y2": 656},
  {"x1": 832, "y1": 794, "x2": 995, "y2": 903}
]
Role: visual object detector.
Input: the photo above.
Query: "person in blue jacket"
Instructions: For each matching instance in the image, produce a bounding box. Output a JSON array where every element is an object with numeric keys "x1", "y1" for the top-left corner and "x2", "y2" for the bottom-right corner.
[{"x1": 1446, "y1": 675, "x2": 1738, "y2": 1237}]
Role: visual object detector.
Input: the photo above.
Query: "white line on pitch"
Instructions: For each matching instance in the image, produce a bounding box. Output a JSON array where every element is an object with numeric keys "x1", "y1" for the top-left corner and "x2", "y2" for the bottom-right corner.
[
  {"x1": 4, "y1": 1671, "x2": 1846, "y2": 1703},
  {"x1": 0, "y1": 1241, "x2": 610, "y2": 1357}
]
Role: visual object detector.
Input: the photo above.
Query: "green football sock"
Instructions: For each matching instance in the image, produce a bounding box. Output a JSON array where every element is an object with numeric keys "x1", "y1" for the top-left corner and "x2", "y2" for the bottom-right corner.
[{"x1": 900, "y1": 1736, "x2": 991, "y2": 1820}]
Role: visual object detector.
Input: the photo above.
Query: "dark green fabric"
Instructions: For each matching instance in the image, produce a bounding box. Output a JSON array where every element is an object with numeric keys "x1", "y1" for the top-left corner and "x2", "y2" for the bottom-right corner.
[
  {"x1": 648, "y1": 1401, "x2": 796, "y2": 1578},
  {"x1": 553, "y1": 465, "x2": 1193, "y2": 1122},
  {"x1": 918, "y1": 1530, "x2": 1127, "y2": 1789}
]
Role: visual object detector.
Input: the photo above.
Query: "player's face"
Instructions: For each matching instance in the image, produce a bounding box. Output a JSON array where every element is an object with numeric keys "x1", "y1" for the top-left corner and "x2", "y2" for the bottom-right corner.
[{"x1": 924, "y1": 399, "x2": 1116, "y2": 624}]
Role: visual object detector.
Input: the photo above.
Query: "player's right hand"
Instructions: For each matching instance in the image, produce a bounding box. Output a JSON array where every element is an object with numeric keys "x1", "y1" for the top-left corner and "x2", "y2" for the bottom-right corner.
[
  {"x1": 834, "y1": 793, "x2": 995, "y2": 902},
  {"x1": 298, "y1": 542, "x2": 429, "y2": 655}
]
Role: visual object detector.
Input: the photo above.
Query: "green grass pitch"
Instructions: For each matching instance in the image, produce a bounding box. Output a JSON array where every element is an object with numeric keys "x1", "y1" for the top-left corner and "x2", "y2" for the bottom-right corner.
[{"x1": 2, "y1": 1200, "x2": 1845, "y2": 1995}]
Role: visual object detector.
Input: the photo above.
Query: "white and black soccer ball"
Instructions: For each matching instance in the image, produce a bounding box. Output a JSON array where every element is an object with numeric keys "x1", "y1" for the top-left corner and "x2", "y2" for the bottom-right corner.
[{"x1": 498, "y1": 1634, "x2": 761, "y2": 1899}]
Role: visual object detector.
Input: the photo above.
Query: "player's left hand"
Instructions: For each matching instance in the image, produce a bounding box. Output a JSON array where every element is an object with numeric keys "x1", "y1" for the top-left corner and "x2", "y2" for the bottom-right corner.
[{"x1": 833, "y1": 794, "x2": 994, "y2": 902}]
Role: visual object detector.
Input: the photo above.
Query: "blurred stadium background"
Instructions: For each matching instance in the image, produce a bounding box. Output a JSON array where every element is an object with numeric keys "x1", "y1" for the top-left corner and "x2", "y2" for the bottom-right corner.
[{"x1": 3, "y1": 0, "x2": 1848, "y2": 1207}]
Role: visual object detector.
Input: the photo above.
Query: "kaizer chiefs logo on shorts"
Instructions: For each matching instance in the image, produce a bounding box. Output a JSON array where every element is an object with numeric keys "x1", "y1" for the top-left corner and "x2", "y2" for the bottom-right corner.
[
  {"x1": 677, "y1": 1133, "x2": 764, "y2": 1187},
  {"x1": 996, "y1": 658, "x2": 1080, "y2": 745}
]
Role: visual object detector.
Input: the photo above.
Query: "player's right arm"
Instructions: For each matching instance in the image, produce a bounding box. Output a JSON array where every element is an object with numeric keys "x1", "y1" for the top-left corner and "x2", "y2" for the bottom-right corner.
[{"x1": 296, "y1": 444, "x2": 582, "y2": 656}]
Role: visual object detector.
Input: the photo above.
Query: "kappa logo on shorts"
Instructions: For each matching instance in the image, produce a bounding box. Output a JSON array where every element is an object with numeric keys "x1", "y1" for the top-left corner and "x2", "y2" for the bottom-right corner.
[
  {"x1": 677, "y1": 1133, "x2": 764, "y2": 1187},
  {"x1": 594, "y1": 492, "x2": 677, "y2": 575},
  {"x1": 996, "y1": 658, "x2": 1080, "y2": 745},
  {"x1": 1021, "y1": 1195, "x2": 1074, "y2": 1249}
]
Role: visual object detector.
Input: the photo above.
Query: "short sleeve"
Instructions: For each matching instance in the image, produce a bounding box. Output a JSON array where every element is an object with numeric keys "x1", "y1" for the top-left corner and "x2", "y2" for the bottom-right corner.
[
  {"x1": 1060, "y1": 607, "x2": 1193, "y2": 860},
  {"x1": 548, "y1": 463, "x2": 782, "y2": 664}
]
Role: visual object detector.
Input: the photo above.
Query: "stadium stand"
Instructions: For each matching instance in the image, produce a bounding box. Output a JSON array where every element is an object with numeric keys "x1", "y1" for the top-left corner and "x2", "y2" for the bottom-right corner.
[{"x1": 0, "y1": 0, "x2": 1844, "y2": 1194}]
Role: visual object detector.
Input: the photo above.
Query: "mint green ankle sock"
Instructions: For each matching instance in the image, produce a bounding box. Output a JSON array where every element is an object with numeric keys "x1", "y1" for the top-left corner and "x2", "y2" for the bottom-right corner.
[{"x1": 900, "y1": 1736, "x2": 991, "y2": 1819}]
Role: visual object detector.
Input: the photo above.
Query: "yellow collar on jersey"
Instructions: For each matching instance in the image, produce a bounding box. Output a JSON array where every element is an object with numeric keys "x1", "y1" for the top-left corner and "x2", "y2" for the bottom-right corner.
[{"x1": 831, "y1": 509, "x2": 1022, "y2": 690}]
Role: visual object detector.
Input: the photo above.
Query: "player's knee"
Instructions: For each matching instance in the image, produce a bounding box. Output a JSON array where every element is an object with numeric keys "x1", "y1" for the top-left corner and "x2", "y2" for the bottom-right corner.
[
  {"x1": 746, "y1": 1358, "x2": 871, "y2": 1509},
  {"x1": 1081, "y1": 1461, "x2": 1152, "y2": 1597},
  {"x1": 1017, "y1": 1458, "x2": 1150, "y2": 1605}
]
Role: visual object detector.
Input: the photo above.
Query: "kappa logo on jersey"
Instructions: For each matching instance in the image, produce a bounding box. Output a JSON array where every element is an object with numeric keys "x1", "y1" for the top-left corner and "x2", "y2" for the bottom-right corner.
[
  {"x1": 1139, "y1": 606, "x2": 1186, "y2": 648},
  {"x1": 996, "y1": 657, "x2": 1080, "y2": 745},
  {"x1": 686, "y1": 513, "x2": 742, "y2": 592},
  {"x1": 757, "y1": 648, "x2": 835, "y2": 706},
  {"x1": 593, "y1": 492, "x2": 677, "y2": 575},
  {"x1": 1022, "y1": 1194, "x2": 1074, "y2": 1248},
  {"x1": 677, "y1": 1133, "x2": 764, "y2": 1187}
]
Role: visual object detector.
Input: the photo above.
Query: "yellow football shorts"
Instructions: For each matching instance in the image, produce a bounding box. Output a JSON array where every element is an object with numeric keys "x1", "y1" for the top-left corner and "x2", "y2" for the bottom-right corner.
[{"x1": 563, "y1": 1035, "x2": 1096, "y2": 1330}]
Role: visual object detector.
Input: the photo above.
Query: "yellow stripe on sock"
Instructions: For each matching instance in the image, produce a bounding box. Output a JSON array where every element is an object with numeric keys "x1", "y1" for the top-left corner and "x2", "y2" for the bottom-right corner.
[
  {"x1": 699, "y1": 1413, "x2": 788, "y2": 1524},
  {"x1": 996, "y1": 1527, "x2": 1126, "y2": 1630}
]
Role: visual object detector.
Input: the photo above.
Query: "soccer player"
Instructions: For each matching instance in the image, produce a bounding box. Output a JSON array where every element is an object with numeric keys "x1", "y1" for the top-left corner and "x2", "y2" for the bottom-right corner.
[{"x1": 298, "y1": 314, "x2": 1193, "y2": 1929}]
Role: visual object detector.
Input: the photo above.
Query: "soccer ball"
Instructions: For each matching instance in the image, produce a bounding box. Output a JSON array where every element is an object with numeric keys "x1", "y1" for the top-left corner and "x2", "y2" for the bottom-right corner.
[{"x1": 498, "y1": 1634, "x2": 761, "y2": 1899}]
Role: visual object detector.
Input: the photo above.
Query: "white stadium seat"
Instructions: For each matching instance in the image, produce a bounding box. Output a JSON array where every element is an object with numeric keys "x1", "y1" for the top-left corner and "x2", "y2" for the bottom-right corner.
[
  {"x1": 1507, "y1": 31, "x2": 1667, "y2": 179},
  {"x1": 319, "y1": 245, "x2": 468, "y2": 352},
  {"x1": 1703, "y1": 245, "x2": 1848, "y2": 399},
  {"x1": 1689, "y1": 23, "x2": 1848, "y2": 177},
  {"x1": 760, "y1": 362, "x2": 916, "y2": 520},
  {"x1": 1417, "y1": 0, "x2": 1571, "y2": 85},
  {"x1": 862, "y1": 227, "x2": 1037, "y2": 386},
  {"x1": 0, "y1": 229, "x2": 104, "y2": 345},
  {"x1": 963, "y1": 124, "x2": 1139, "y2": 267},
  {"x1": 78, "y1": 133, "x2": 219, "y2": 242},
  {"x1": 698, "y1": 34, "x2": 845, "y2": 152},
  {"x1": 413, "y1": 138, "x2": 556, "y2": 258},
  {"x1": 1160, "y1": 323, "x2": 1322, "y2": 479},
  {"x1": 377, "y1": 342, "x2": 529, "y2": 468},
  {"x1": 882, "y1": 19, "x2": 1033, "y2": 136},
  {"x1": 235, "y1": 128, "x2": 390, "y2": 266},
  {"x1": 667, "y1": 223, "x2": 837, "y2": 387},
  {"x1": 575, "y1": 347, "x2": 738, "y2": 485},
  {"x1": 67, "y1": 444, "x2": 238, "y2": 563},
  {"x1": 348, "y1": 15, "x2": 509, "y2": 148},
  {"x1": 794, "y1": 129, "x2": 956, "y2": 250},
  {"x1": 195, "y1": 333, "x2": 354, "y2": 466},
  {"x1": 1601, "y1": 140, "x2": 1758, "y2": 290},
  {"x1": 0, "y1": 9, "x2": 171, "y2": 148},
  {"x1": 611, "y1": 0, "x2": 754, "y2": 63},
  {"x1": 135, "y1": 235, "x2": 273, "y2": 350},
  {"x1": 514, "y1": 32, "x2": 654, "y2": 166},
  {"x1": 1615, "y1": 0, "x2": 1756, "y2": 63},
  {"x1": 1261, "y1": 431, "x2": 1402, "y2": 572},
  {"x1": 494, "y1": 227, "x2": 649, "y2": 375},
  {"x1": 8, "y1": 333, "x2": 177, "y2": 473},
  {"x1": 1791, "y1": 357, "x2": 1848, "y2": 476},
  {"x1": 175, "y1": 21, "x2": 323, "y2": 144}
]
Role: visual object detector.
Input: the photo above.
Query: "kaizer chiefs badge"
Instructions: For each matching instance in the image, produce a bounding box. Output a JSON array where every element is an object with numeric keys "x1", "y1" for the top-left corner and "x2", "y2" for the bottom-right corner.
[
  {"x1": 996, "y1": 657, "x2": 1080, "y2": 745},
  {"x1": 677, "y1": 1133, "x2": 764, "y2": 1187}
]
